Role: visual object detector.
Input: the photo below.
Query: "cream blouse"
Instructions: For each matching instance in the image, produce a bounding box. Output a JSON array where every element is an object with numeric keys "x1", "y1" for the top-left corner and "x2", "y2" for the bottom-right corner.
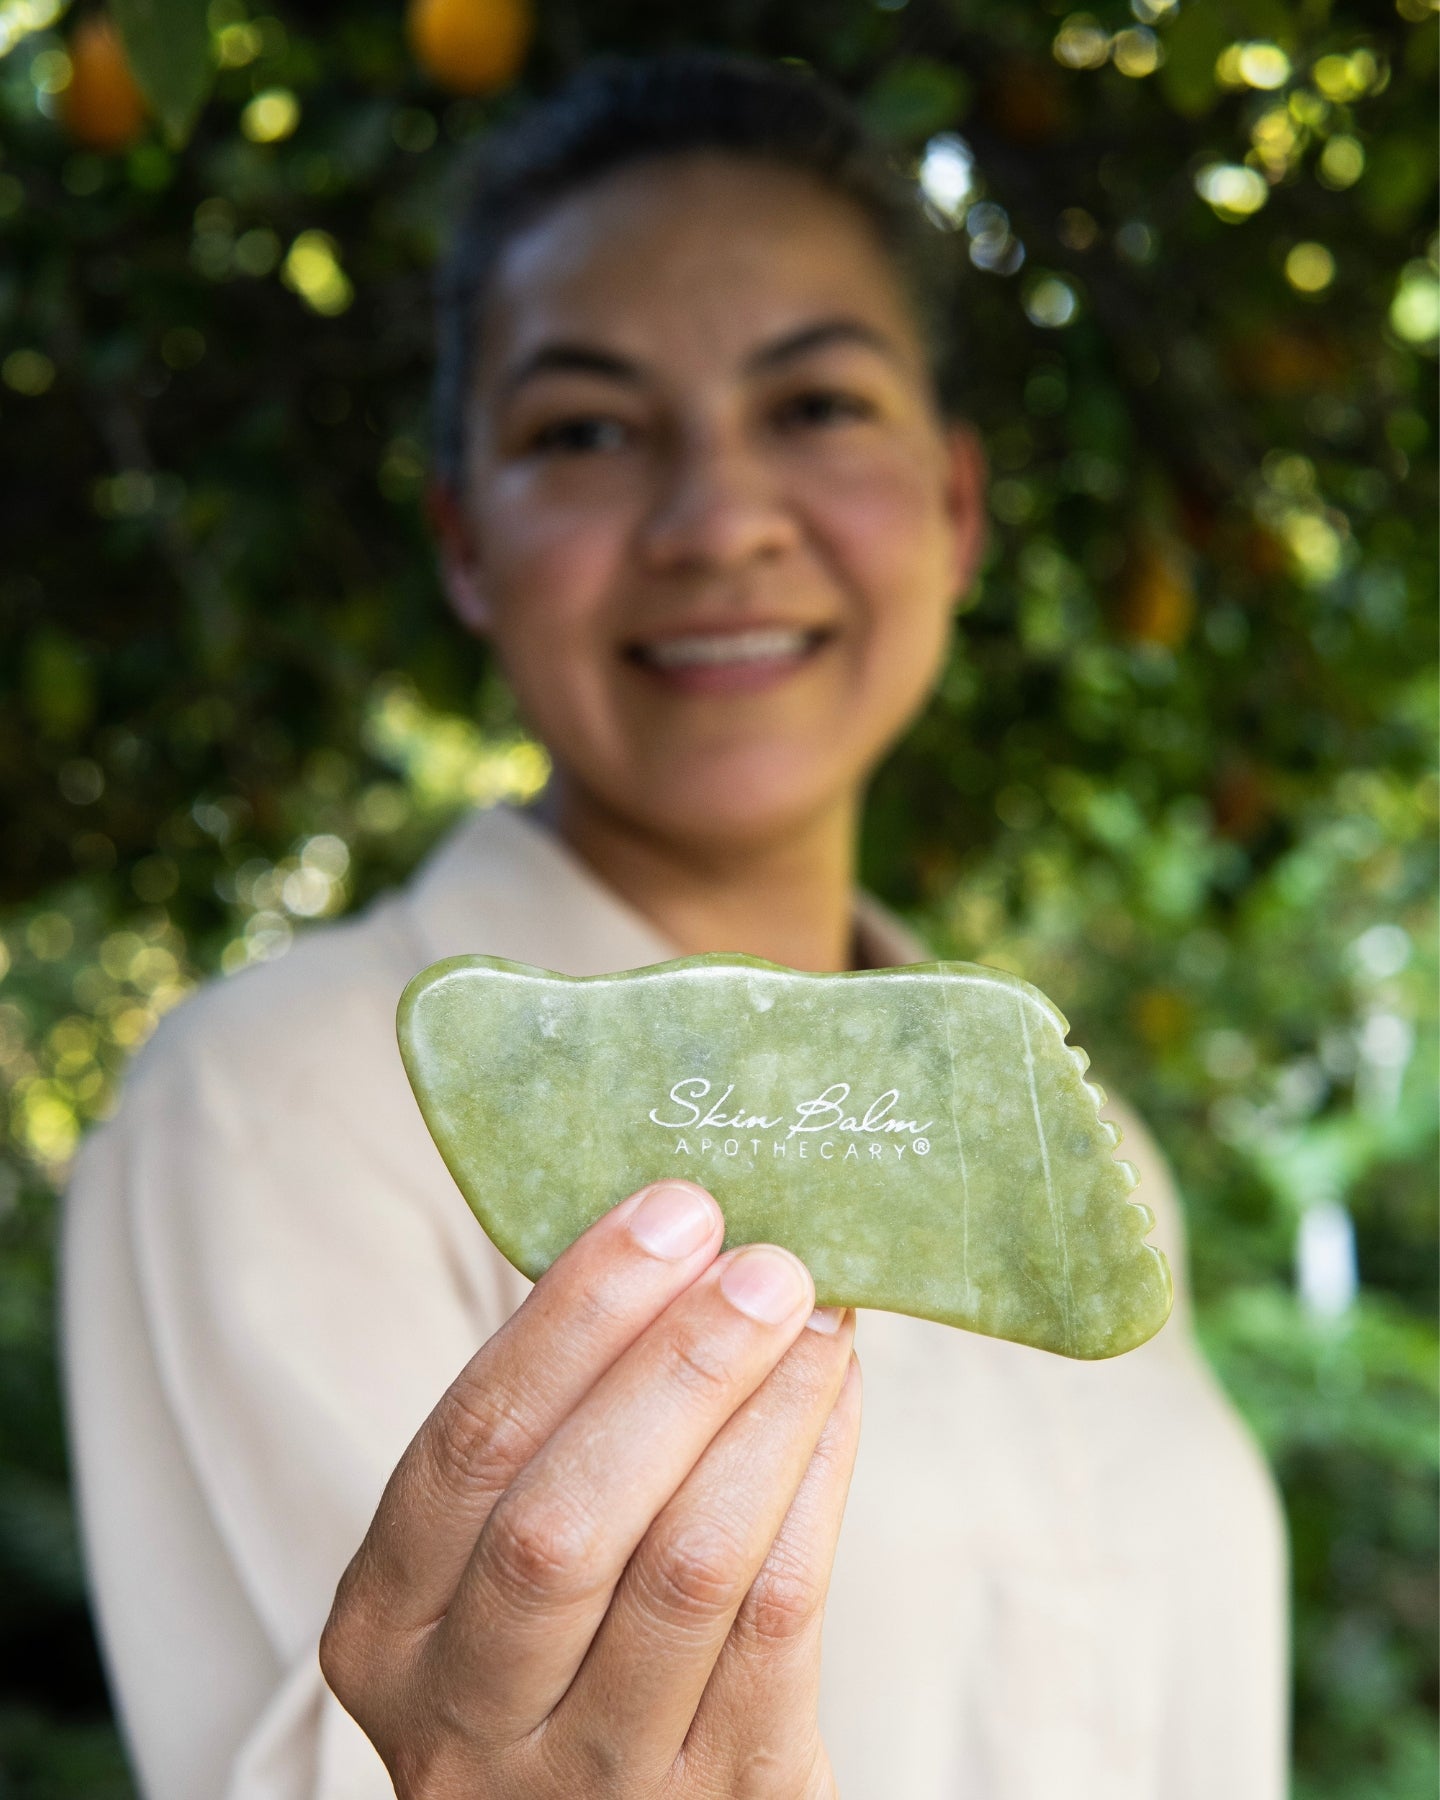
[{"x1": 60, "y1": 803, "x2": 1288, "y2": 1799}]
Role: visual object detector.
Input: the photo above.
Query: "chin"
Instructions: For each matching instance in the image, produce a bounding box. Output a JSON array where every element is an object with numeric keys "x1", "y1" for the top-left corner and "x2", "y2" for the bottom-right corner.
[{"x1": 622, "y1": 752, "x2": 859, "y2": 858}]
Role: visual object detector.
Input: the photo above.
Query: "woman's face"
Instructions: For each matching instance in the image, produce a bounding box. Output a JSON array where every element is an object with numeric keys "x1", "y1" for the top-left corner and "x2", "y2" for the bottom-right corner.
[{"x1": 438, "y1": 153, "x2": 986, "y2": 854}]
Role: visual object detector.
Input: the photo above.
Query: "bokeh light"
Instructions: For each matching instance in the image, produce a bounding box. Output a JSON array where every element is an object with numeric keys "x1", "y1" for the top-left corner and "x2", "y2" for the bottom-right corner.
[
  {"x1": 240, "y1": 87, "x2": 300, "y2": 143},
  {"x1": 1052, "y1": 13, "x2": 1110, "y2": 69},
  {"x1": 2, "y1": 346, "x2": 55, "y2": 393},
  {"x1": 1022, "y1": 273, "x2": 1079, "y2": 328},
  {"x1": 918, "y1": 133, "x2": 974, "y2": 225},
  {"x1": 1194, "y1": 162, "x2": 1269, "y2": 221},
  {"x1": 1111, "y1": 26, "x2": 1161, "y2": 78},
  {"x1": 1390, "y1": 256, "x2": 1440, "y2": 347},
  {"x1": 280, "y1": 228, "x2": 353, "y2": 314},
  {"x1": 1284, "y1": 241, "x2": 1336, "y2": 293},
  {"x1": 1215, "y1": 41, "x2": 1292, "y2": 90}
]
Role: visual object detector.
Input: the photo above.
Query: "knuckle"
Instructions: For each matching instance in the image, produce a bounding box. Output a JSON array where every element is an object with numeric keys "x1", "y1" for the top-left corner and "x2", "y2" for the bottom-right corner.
[
  {"x1": 640, "y1": 1520, "x2": 749, "y2": 1621},
  {"x1": 661, "y1": 1324, "x2": 733, "y2": 1401},
  {"x1": 318, "y1": 1563, "x2": 375, "y2": 1704},
  {"x1": 317, "y1": 1607, "x2": 360, "y2": 1703},
  {"x1": 430, "y1": 1381, "x2": 547, "y2": 1498},
  {"x1": 732, "y1": 1746, "x2": 790, "y2": 1796},
  {"x1": 545, "y1": 1726, "x2": 630, "y2": 1794},
  {"x1": 734, "y1": 1555, "x2": 824, "y2": 1652},
  {"x1": 389, "y1": 1736, "x2": 477, "y2": 1800},
  {"x1": 483, "y1": 1490, "x2": 600, "y2": 1602},
  {"x1": 325, "y1": 1530, "x2": 427, "y2": 1645},
  {"x1": 689, "y1": 1738, "x2": 828, "y2": 1800},
  {"x1": 567, "y1": 1271, "x2": 634, "y2": 1342},
  {"x1": 318, "y1": 1603, "x2": 394, "y2": 1718}
]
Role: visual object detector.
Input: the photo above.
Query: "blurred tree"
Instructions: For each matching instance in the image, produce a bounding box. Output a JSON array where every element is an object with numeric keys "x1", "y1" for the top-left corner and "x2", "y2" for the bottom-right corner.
[{"x1": 0, "y1": 0, "x2": 1435, "y2": 1795}]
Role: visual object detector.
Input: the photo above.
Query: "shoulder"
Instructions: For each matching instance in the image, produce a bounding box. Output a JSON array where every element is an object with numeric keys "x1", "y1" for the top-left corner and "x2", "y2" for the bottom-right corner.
[
  {"x1": 65, "y1": 823, "x2": 531, "y2": 1355},
  {"x1": 120, "y1": 887, "x2": 421, "y2": 1138},
  {"x1": 116, "y1": 805, "x2": 536, "y2": 1123}
]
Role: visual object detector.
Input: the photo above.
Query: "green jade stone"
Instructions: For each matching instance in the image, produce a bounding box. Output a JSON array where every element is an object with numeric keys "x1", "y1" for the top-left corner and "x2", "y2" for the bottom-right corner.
[{"x1": 398, "y1": 954, "x2": 1173, "y2": 1360}]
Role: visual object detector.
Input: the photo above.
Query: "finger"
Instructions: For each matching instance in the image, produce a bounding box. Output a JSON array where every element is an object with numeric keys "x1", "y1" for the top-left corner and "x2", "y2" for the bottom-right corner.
[
  {"x1": 428, "y1": 1243, "x2": 818, "y2": 1733},
  {"x1": 551, "y1": 1307, "x2": 856, "y2": 1780},
  {"x1": 341, "y1": 1179, "x2": 724, "y2": 1634},
  {"x1": 684, "y1": 1351, "x2": 863, "y2": 1773}
]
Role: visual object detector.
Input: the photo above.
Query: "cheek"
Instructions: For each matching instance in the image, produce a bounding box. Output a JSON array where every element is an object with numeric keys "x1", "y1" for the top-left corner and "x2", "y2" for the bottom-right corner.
[
  {"x1": 803, "y1": 445, "x2": 956, "y2": 642},
  {"x1": 477, "y1": 467, "x2": 633, "y2": 649},
  {"x1": 802, "y1": 448, "x2": 957, "y2": 757}
]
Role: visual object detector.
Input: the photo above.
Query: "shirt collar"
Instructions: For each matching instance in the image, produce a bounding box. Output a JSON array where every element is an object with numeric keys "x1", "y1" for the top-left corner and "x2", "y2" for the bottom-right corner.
[{"x1": 403, "y1": 803, "x2": 928, "y2": 976}]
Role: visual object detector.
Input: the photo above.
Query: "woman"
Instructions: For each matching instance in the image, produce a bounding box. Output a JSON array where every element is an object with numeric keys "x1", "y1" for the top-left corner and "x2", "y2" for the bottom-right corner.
[{"x1": 61, "y1": 53, "x2": 1286, "y2": 1800}]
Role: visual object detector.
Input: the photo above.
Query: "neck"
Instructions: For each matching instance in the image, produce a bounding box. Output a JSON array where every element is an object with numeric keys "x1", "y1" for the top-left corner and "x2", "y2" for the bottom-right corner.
[{"x1": 545, "y1": 778, "x2": 861, "y2": 972}]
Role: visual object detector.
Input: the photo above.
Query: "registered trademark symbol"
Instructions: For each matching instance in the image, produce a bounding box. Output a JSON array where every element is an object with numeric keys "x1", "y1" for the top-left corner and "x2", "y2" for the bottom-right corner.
[{"x1": 914, "y1": 1138, "x2": 930, "y2": 1155}]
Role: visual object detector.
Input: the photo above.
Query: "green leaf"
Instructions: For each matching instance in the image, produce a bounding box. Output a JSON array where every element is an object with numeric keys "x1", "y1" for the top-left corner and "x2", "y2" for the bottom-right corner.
[
  {"x1": 23, "y1": 629, "x2": 93, "y2": 741},
  {"x1": 862, "y1": 57, "x2": 970, "y2": 144},
  {"x1": 111, "y1": 0, "x2": 212, "y2": 147},
  {"x1": 1362, "y1": 134, "x2": 1438, "y2": 233},
  {"x1": 1156, "y1": 2, "x2": 1229, "y2": 118}
]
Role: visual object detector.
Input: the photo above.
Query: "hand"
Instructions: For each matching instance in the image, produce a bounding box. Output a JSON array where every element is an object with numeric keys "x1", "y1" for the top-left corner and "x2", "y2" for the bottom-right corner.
[{"x1": 320, "y1": 1179, "x2": 862, "y2": 1798}]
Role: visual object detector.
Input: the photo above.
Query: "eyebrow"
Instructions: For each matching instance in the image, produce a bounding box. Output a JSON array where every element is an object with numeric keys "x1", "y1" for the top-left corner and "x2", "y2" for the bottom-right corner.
[
  {"x1": 497, "y1": 316, "x2": 903, "y2": 401},
  {"x1": 744, "y1": 317, "x2": 904, "y2": 373},
  {"x1": 498, "y1": 344, "x2": 644, "y2": 400}
]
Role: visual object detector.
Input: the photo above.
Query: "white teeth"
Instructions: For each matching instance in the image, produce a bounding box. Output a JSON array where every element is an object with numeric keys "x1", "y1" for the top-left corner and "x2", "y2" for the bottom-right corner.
[{"x1": 642, "y1": 628, "x2": 816, "y2": 669}]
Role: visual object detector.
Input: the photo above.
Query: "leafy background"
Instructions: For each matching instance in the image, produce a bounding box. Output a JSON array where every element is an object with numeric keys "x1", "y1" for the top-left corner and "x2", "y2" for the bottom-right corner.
[{"x1": 0, "y1": 0, "x2": 1436, "y2": 1793}]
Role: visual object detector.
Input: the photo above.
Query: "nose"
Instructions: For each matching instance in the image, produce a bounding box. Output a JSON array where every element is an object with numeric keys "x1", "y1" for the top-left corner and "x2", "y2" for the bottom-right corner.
[{"x1": 637, "y1": 431, "x2": 801, "y2": 577}]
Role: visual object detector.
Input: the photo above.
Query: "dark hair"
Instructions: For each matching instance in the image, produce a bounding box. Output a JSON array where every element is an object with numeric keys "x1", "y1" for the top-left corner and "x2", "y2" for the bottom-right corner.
[{"x1": 431, "y1": 51, "x2": 953, "y2": 489}]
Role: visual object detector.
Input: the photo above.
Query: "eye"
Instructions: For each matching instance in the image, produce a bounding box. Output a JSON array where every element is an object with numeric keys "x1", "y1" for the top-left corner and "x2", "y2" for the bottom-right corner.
[
  {"x1": 772, "y1": 387, "x2": 877, "y2": 431},
  {"x1": 527, "y1": 414, "x2": 632, "y2": 456}
]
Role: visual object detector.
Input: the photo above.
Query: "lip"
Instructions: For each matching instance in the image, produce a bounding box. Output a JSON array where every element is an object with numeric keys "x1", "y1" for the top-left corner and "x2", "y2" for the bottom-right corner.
[{"x1": 623, "y1": 622, "x2": 836, "y2": 697}]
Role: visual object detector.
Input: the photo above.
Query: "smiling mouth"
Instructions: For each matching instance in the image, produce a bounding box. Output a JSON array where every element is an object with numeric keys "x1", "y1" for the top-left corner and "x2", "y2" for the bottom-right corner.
[{"x1": 627, "y1": 626, "x2": 832, "y2": 672}]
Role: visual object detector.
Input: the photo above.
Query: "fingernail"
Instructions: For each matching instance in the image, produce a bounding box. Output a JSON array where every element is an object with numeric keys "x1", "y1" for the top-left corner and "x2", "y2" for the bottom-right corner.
[
  {"x1": 719, "y1": 1247, "x2": 810, "y2": 1325},
  {"x1": 804, "y1": 1306, "x2": 846, "y2": 1335},
  {"x1": 628, "y1": 1183, "x2": 718, "y2": 1261}
]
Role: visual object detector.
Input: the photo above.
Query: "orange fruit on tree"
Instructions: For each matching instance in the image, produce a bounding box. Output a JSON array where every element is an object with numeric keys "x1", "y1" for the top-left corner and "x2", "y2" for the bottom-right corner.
[
  {"x1": 60, "y1": 12, "x2": 148, "y2": 153},
  {"x1": 1115, "y1": 535, "x2": 1195, "y2": 649},
  {"x1": 407, "y1": 0, "x2": 533, "y2": 95},
  {"x1": 1210, "y1": 761, "x2": 1272, "y2": 843},
  {"x1": 1130, "y1": 987, "x2": 1192, "y2": 1052}
]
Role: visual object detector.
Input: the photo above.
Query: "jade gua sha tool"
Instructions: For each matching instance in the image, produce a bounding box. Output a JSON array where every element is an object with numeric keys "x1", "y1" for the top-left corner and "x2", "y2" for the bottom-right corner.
[{"x1": 398, "y1": 955, "x2": 1173, "y2": 1360}]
